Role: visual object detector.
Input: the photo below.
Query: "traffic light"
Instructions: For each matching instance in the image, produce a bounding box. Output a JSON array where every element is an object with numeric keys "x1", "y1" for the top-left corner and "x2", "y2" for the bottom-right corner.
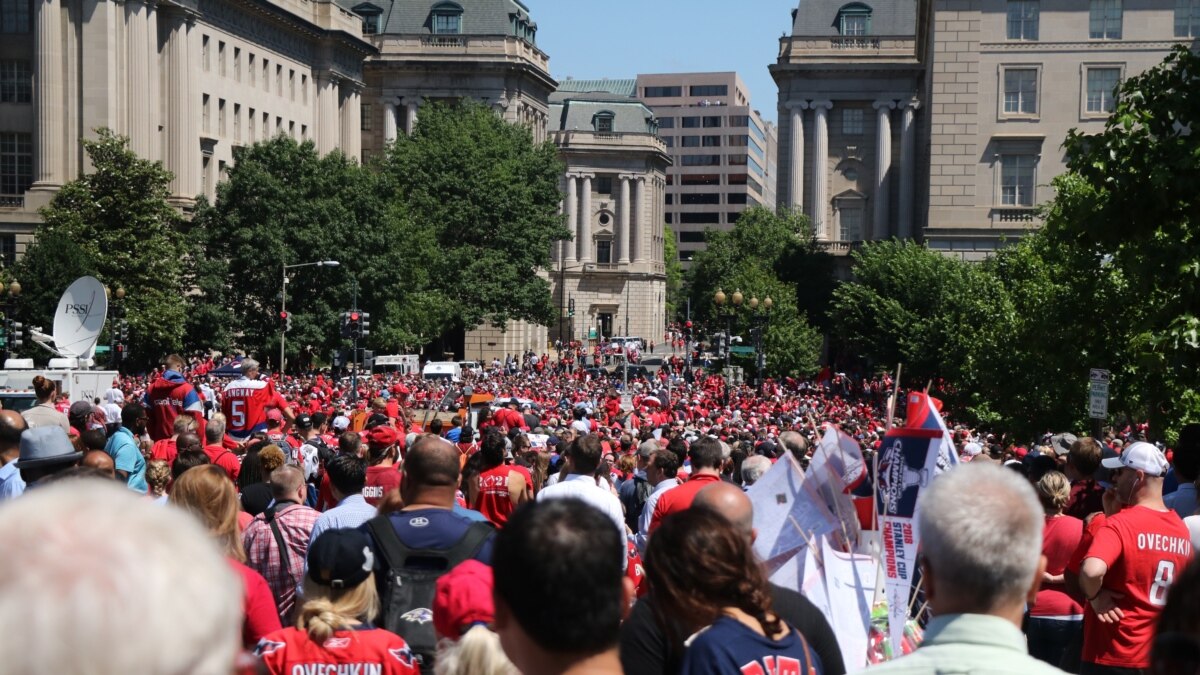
[
  {"x1": 360, "y1": 312, "x2": 371, "y2": 338},
  {"x1": 350, "y1": 311, "x2": 361, "y2": 338},
  {"x1": 568, "y1": 297, "x2": 575, "y2": 317},
  {"x1": 117, "y1": 320, "x2": 128, "y2": 343},
  {"x1": 11, "y1": 321, "x2": 24, "y2": 348},
  {"x1": 280, "y1": 311, "x2": 292, "y2": 332}
]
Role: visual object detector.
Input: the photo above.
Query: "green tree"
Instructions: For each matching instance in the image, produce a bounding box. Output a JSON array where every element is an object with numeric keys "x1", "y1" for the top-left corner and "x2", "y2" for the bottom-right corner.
[
  {"x1": 15, "y1": 129, "x2": 188, "y2": 369},
  {"x1": 685, "y1": 207, "x2": 823, "y2": 377},
  {"x1": 383, "y1": 101, "x2": 570, "y2": 332},
  {"x1": 1047, "y1": 45, "x2": 1200, "y2": 438},
  {"x1": 663, "y1": 224, "x2": 684, "y2": 321}
]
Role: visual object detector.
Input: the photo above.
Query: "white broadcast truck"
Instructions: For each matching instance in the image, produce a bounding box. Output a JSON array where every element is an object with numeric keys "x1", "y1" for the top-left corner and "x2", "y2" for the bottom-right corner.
[{"x1": 0, "y1": 276, "x2": 121, "y2": 411}]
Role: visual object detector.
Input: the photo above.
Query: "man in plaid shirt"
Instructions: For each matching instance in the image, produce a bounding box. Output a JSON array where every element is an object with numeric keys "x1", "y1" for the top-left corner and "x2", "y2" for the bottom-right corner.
[{"x1": 243, "y1": 465, "x2": 320, "y2": 624}]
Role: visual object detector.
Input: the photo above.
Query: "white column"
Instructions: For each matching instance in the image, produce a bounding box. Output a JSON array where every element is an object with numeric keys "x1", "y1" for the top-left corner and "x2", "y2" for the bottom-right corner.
[
  {"x1": 789, "y1": 101, "x2": 807, "y2": 211},
  {"x1": 405, "y1": 101, "x2": 418, "y2": 135},
  {"x1": 873, "y1": 100, "x2": 896, "y2": 240},
  {"x1": 384, "y1": 102, "x2": 398, "y2": 144},
  {"x1": 165, "y1": 9, "x2": 197, "y2": 203},
  {"x1": 32, "y1": 0, "x2": 64, "y2": 189},
  {"x1": 126, "y1": 0, "x2": 151, "y2": 157},
  {"x1": 898, "y1": 99, "x2": 920, "y2": 240},
  {"x1": 618, "y1": 175, "x2": 631, "y2": 265},
  {"x1": 565, "y1": 174, "x2": 578, "y2": 264},
  {"x1": 315, "y1": 72, "x2": 339, "y2": 155},
  {"x1": 635, "y1": 176, "x2": 648, "y2": 263},
  {"x1": 145, "y1": 0, "x2": 160, "y2": 161},
  {"x1": 579, "y1": 174, "x2": 593, "y2": 263},
  {"x1": 810, "y1": 101, "x2": 832, "y2": 240},
  {"x1": 341, "y1": 85, "x2": 361, "y2": 160}
]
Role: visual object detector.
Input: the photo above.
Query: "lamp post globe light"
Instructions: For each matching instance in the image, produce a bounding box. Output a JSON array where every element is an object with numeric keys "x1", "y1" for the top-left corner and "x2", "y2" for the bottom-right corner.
[{"x1": 280, "y1": 260, "x2": 340, "y2": 374}]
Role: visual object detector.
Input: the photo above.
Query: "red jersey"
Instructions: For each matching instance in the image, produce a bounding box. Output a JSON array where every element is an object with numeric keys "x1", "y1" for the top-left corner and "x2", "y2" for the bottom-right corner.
[
  {"x1": 255, "y1": 626, "x2": 418, "y2": 675},
  {"x1": 363, "y1": 464, "x2": 401, "y2": 506},
  {"x1": 222, "y1": 377, "x2": 289, "y2": 440},
  {"x1": 1081, "y1": 506, "x2": 1193, "y2": 668},
  {"x1": 204, "y1": 444, "x2": 241, "y2": 482},
  {"x1": 150, "y1": 437, "x2": 178, "y2": 466},
  {"x1": 473, "y1": 464, "x2": 522, "y2": 528},
  {"x1": 143, "y1": 371, "x2": 206, "y2": 441},
  {"x1": 1031, "y1": 514, "x2": 1083, "y2": 618},
  {"x1": 649, "y1": 472, "x2": 722, "y2": 533}
]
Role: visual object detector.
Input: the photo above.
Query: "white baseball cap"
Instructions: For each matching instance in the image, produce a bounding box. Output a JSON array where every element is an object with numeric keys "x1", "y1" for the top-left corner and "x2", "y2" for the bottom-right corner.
[
  {"x1": 331, "y1": 415, "x2": 351, "y2": 431},
  {"x1": 1101, "y1": 441, "x2": 1169, "y2": 477}
]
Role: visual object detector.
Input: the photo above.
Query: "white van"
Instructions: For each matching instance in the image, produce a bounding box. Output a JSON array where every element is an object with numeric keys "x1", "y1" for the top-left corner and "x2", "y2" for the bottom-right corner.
[
  {"x1": 422, "y1": 361, "x2": 461, "y2": 382},
  {"x1": 373, "y1": 354, "x2": 420, "y2": 375},
  {"x1": 610, "y1": 337, "x2": 643, "y2": 352}
]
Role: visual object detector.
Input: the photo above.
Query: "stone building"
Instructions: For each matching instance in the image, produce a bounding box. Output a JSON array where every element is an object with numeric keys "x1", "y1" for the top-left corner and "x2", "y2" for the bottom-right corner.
[
  {"x1": 548, "y1": 80, "x2": 670, "y2": 346},
  {"x1": 0, "y1": 0, "x2": 372, "y2": 261},
  {"x1": 771, "y1": 0, "x2": 925, "y2": 256},
  {"x1": 773, "y1": 0, "x2": 1195, "y2": 260},
  {"x1": 634, "y1": 72, "x2": 778, "y2": 264}
]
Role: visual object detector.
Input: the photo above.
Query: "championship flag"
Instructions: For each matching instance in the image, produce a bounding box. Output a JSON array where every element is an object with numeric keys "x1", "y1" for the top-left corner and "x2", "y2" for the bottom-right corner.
[
  {"x1": 876, "y1": 427, "x2": 942, "y2": 655},
  {"x1": 904, "y1": 392, "x2": 959, "y2": 473}
]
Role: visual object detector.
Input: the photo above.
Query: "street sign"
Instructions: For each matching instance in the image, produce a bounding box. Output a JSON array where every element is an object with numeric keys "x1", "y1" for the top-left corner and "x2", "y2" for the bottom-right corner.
[{"x1": 1089, "y1": 368, "x2": 1110, "y2": 419}]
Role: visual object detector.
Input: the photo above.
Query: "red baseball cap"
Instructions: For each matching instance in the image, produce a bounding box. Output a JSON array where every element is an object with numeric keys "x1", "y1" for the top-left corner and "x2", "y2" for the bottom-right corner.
[
  {"x1": 367, "y1": 425, "x2": 399, "y2": 447},
  {"x1": 433, "y1": 560, "x2": 494, "y2": 640}
]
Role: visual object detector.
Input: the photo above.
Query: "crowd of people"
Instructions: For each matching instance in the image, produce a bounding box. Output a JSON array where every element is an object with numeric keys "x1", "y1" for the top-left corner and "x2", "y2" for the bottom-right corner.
[{"x1": 0, "y1": 345, "x2": 1197, "y2": 675}]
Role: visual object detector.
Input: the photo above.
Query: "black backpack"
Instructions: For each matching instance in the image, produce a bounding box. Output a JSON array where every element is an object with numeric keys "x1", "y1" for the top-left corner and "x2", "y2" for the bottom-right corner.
[
  {"x1": 622, "y1": 474, "x2": 652, "y2": 532},
  {"x1": 366, "y1": 515, "x2": 494, "y2": 673}
]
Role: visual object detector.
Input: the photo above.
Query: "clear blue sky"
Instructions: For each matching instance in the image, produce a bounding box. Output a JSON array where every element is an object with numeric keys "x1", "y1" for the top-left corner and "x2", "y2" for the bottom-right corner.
[{"x1": 528, "y1": 0, "x2": 799, "y2": 123}]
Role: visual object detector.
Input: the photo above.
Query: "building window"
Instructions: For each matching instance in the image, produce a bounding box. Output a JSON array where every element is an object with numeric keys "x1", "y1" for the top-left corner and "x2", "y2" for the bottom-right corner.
[
  {"x1": 727, "y1": 154, "x2": 748, "y2": 166},
  {"x1": 690, "y1": 85, "x2": 728, "y2": 97},
  {"x1": 431, "y1": 1, "x2": 462, "y2": 34},
  {"x1": 1090, "y1": 0, "x2": 1122, "y2": 39},
  {"x1": 702, "y1": 116, "x2": 722, "y2": 128},
  {"x1": 681, "y1": 155, "x2": 721, "y2": 166},
  {"x1": 248, "y1": 108, "x2": 256, "y2": 141},
  {"x1": 289, "y1": 120, "x2": 295, "y2": 138},
  {"x1": 1007, "y1": 0, "x2": 1039, "y2": 39},
  {"x1": 679, "y1": 213, "x2": 721, "y2": 224},
  {"x1": 837, "y1": 3, "x2": 872, "y2": 35},
  {"x1": 842, "y1": 108, "x2": 864, "y2": 135},
  {"x1": 727, "y1": 193, "x2": 748, "y2": 204},
  {"x1": 657, "y1": 117, "x2": 675, "y2": 128},
  {"x1": 1000, "y1": 154, "x2": 1037, "y2": 206},
  {"x1": 681, "y1": 116, "x2": 701, "y2": 128},
  {"x1": 289, "y1": 70, "x2": 295, "y2": 101},
  {"x1": 681, "y1": 136, "x2": 701, "y2": 148},
  {"x1": 276, "y1": 65, "x2": 282, "y2": 96},
  {"x1": 0, "y1": 234, "x2": 14, "y2": 268},
  {"x1": 262, "y1": 111, "x2": 269, "y2": 136},
  {"x1": 233, "y1": 103, "x2": 241, "y2": 141},
  {"x1": 662, "y1": 137, "x2": 674, "y2": 147},
  {"x1": 0, "y1": 132, "x2": 32, "y2": 196},
  {"x1": 1003, "y1": 68, "x2": 1038, "y2": 115},
  {"x1": 233, "y1": 47, "x2": 241, "y2": 81},
  {"x1": 202, "y1": 94, "x2": 210, "y2": 133},
  {"x1": 1176, "y1": 0, "x2": 1200, "y2": 36},
  {"x1": 702, "y1": 135, "x2": 721, "y2": 147},
  {"x1": 593, "y1": 111, "x2": 614, "y2": 133},
  {"x1": 0, "y1": 60, "x2": 31, "y2": 103},
  {"x1": 362, "y1": 104, "x2": 372, "y2": 131},
  {"x1": 202, "y1": 35, "x2": 210, "y2": 71},
  {"x1": 1086, "y1": 67, "x2": 1121, "y2": 113},
  {"x1": 839, "y1": 204, "x2": 864, "y2": 240},
  {"x1": 643, "y1": 86, "x2": 682, "y2": 98},
  {"x1": 301, "y1": 124, "x2": 307, "y2": 140},
  {"x1": 596, "y1": 177, "x2": 613, "y2": 195},
  {"x1": 262, "y1": 59, "x2": 269, "y2": 92},
  {"x1": 596, "y1": 240, "x2": 612, "y2": 264},
  {"x1": 218, "y1": 41, "x2": 226, "y2": 76},
  {"x1": 681, "y1": 193, "x2": 720, "y2": 205},
  {"x1": 727, "y1": 135, "x2": 749, "y2": 147},
  {"x1": 355, "y1": 3, "x2": 382, "y2": 34},
  {"x1": 248, "y1": 54, "x2": 256, "y2": 86},
  {"x1": 201, "y1": 156, "x2": 210, "y2": 196},
  {"x1": 0, "y1": 0, "x2": 31, "y2": 33},
  {"x1": 301, "y1": 74, "x2": 308, "y2": 104},
  {"x1": 218, "y1": 99, "x2": 226, "y2": 136}
]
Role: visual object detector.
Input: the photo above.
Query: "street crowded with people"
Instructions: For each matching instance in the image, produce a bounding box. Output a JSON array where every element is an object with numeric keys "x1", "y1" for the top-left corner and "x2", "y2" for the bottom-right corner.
[{"x1": 0, "y1": 336, "x2": 1197, "y2": 675}]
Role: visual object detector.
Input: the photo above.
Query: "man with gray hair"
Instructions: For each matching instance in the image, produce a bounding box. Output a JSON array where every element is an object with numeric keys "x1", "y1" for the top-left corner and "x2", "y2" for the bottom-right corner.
[
  {"x1": 868, "y1": 462, "x2": 1065, "y2": 674},
  {"x1": 221, "y1": 357, "x2": 294, "y2": 442},
  {"x1": 778, "y1": 430, "x2": 809, "y2": 464},
  {"x1": 0, "y1": 481, "x2": 241, "y2": 673},
  {"x1": 741, "y1": 454, "x2": 772, "y2": 487}
]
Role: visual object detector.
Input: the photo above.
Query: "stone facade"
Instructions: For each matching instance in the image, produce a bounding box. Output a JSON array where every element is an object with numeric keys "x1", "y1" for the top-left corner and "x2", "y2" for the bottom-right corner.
[
  {"x1": 548, "y1": 87, "x2": 670, "y2": 348},
  {"x1": 0, "y1": 0, "x2": 372, "y2": 258}
]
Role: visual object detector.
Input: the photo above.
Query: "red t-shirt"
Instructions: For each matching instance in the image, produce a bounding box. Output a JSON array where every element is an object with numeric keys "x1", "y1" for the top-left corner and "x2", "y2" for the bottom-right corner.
[
  {"x1": 473, "y1": 464, "x2": 523, "y2": 528},
  {"x1": 204, "y1": 444, "x2": 241, "y2": 482},
  {"x1": 1031, "y1": 514, "x2": 1084, "y2": 617},
  {"x1": 150, "y1": 437, "x2": 178, "y2": 466},
  {"x1": 1080, "y1": 506, "x2": 1194, "y2": 667},
  {"x1": 228, "y1": 558, "x2": 283, "y2": 648},
  {"x1": 363, "y1": 464, "x2": 401, "y2": 506},
  {"x1": 255, "y1": 626, "x2": 418, "y2": 675},
  {"x1": 649, "y1": 472, "x2": 722, "y2": 533}
]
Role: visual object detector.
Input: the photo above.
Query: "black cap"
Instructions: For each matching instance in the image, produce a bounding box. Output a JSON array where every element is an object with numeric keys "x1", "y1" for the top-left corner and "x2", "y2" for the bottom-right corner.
[
  {"x1": 295, "y1": 414, "x2": 313, "y2": 430},
  {"x1": 307, "y1": 529, "x2": 374, "y2": 589},
  {"x1": 508, "y1": 397, "x2": 520, "y2": 407}
]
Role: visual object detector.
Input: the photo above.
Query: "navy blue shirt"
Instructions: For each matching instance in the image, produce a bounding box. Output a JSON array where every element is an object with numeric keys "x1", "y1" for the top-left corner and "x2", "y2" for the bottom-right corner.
[
  {"x1": 681, "y1": 616, "x2": 823, "y2": 675},
  {"x1": 361, "y1": 507, "x2": 495, "y2": 570}
]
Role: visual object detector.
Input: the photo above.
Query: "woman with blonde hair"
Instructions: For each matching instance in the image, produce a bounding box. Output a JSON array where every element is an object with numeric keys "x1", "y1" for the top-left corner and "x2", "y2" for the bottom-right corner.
[
  {"x1": 256, "y1": 529, "x2": 418, "y2": 675},
  {"x1": 1027, "y1": 469, "x2": 1083, "y2": 667},
  {"x1": 169, "y1": 465, "x2": 282, "y2": 646},
  {"x1": 432, "y1": 560, "x2": 518, "y2": 675}
]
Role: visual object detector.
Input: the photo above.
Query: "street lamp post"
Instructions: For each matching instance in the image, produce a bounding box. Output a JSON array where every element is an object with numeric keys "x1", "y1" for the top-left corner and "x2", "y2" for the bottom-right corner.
[
  {"x1": 748, "y1": 295, "x2": 773, "y2": 394},
  {"x1": 1, "y1": 280, "x2": 20, "y2": 365},
  {"x1": 557, "y1": 261, "x2": 594, "y2": 347},
  {"x1": 713, "y1": 288, "x2": 743, "y2": 406},
  {"x1": 281, "y1": 260, "x2": 340, "y2": 374}
]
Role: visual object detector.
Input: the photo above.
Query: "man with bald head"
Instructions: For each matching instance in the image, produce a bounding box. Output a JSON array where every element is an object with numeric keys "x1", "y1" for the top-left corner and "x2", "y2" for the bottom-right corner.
[
  {"x1": 0, "y1": 410, "x2": 28, "y2": 498},
  {"x1": 362, "y1": 433, "x2": 495, "y2": 670},
  {"x1": 81, "y1": 449, "x2": 116, "y2": 480},
  {"x1": 620, "y1": 481, "x2": 846, "y2": 675}
]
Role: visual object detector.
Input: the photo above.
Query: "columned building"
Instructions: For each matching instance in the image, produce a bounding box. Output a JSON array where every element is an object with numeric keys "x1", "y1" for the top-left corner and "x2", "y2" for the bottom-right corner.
[
  {"x1": 771, "y1": 0, "x2": 925, "y2": 257},
  {"x1": 548, "y1": 82, "x2": 670, "y2": 346},
  {"x1": 0, "y1": 0, "x2": 372, "y2": 258}
]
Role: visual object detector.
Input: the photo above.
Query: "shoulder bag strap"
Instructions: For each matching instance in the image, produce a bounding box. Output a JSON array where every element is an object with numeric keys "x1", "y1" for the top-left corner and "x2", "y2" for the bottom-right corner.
[{"x1": 264, "y1": 504, "x2": 296, "y2": 588}]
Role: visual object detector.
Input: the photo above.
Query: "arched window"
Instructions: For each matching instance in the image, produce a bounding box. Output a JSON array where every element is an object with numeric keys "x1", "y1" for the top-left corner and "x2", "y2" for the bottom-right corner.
[
  {"x1": 593, "y1": 111, "x2": 615, "y2": 133},
  {"x1": 353, "y1": 3, "x2": 382, "y2": 34},
  {"x1": 836, "y1": 3, "x2": 872, "y2": 35},
  {"x1": 431, "y1": 1, "x2": 463, "y2": 34}
]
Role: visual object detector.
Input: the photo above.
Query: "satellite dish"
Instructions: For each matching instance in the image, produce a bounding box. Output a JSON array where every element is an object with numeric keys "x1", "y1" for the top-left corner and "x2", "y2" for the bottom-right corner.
[{"x1": 36, "y1": 276, "x2": 108, "y2": 361}]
